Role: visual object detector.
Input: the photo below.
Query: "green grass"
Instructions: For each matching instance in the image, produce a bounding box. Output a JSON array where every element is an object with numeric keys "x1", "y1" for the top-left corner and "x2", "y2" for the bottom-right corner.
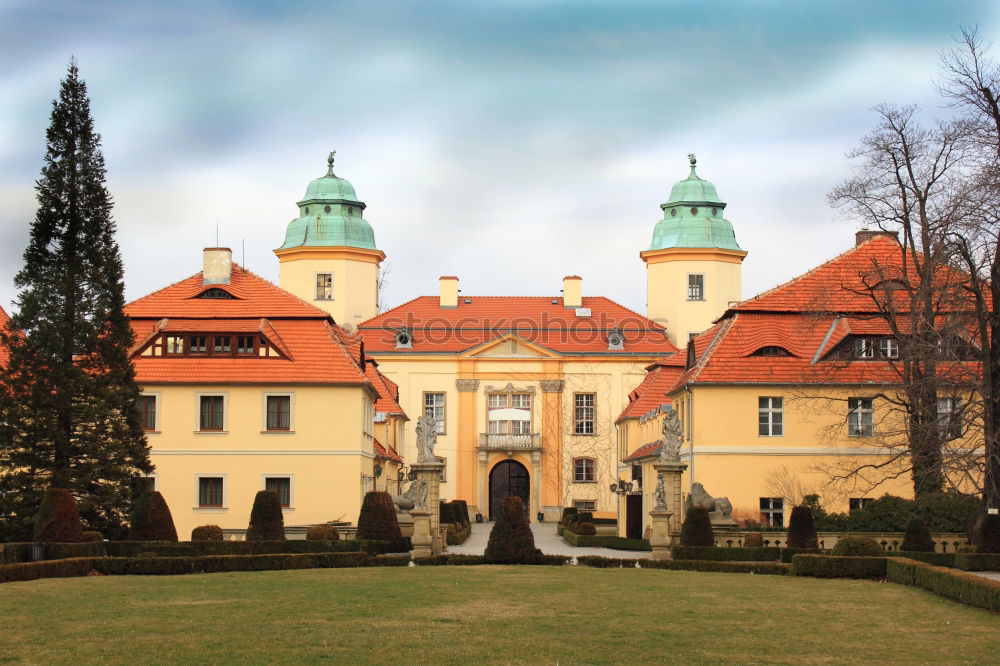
[{"x1": 2, "y1": 567, "x2": 998, "y2": 664}]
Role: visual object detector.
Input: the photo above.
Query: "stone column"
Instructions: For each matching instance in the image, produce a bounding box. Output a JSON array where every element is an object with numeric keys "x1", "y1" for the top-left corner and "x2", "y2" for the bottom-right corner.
[
  {"x1": 410, "y1": 509, "x2": 432, "y2": 559},
  {"x1": 411, "y1": 461, "x2": 447, "y2": 554},
  {"x1": 653, "y1": 461, "x2": 688, "y2": 540},
  {"x1": 649, "y1": 509, "x2": 673, "y2": 560},
  {"x1": 531, "y1": 450, "x2": 542, "y2": 520},
  {"x1": 478, "y1": 451, "x2": 488, "y2": 520}
]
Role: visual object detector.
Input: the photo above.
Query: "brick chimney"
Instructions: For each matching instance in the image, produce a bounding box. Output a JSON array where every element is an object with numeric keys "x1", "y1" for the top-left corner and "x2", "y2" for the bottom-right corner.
[
  {"x1": 855, "y1": 230, "x2": 899, "y2": 246},
  {"x1": 562, "y1": 275, "x2": 582, "y2": 308},
  {"x1": 439, "y1": 276, "x2": 459, "y2": 309},
  {"x1": 203, "y1": 248, "x2": 232, "y2": 285}
]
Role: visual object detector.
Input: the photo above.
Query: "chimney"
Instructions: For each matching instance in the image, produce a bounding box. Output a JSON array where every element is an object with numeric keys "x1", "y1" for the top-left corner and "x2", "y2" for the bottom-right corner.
[
  {"x1": 439, "y1": 276, "x2": 459, "y2": 309},
  {"x1": 855, "y1": 230, "x2": 899, "y2": 246},
  {"x1": 562, "y1": 275, "x2": 582, "y2": 308},
  {"x1": 203, "y1": 247, "x2": 233, "y2": 285}
]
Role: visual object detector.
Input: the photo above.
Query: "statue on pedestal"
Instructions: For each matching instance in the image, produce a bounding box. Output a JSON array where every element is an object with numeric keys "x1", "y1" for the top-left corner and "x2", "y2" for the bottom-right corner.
[
  {"x1": 415, "y1": 413, "x2": 438, "y2": 464},
  {"x1": 660, "y1": 406, "x2": 682, "y2": 463},
  {"x1": 653, "y1": 473, "x2": 667, "y2": 510}
]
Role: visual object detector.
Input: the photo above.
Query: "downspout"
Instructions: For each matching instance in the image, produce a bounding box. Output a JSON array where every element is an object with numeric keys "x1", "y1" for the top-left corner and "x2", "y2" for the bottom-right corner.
[{"x1": 687, "y1": 385, "x2": 694, "y2": 492}]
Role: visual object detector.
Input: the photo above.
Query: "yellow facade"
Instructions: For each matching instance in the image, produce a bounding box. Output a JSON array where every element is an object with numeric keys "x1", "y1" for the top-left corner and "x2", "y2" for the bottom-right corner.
[
  {"x1": 142, "y1": 383, "x2": 376, "y2": 539},
  {"x1": 641, "y1": 247, "x2": 746, "y2": 344},
  {"x1": 275, "y1": 246, "x2": 384, "y2": 328}
]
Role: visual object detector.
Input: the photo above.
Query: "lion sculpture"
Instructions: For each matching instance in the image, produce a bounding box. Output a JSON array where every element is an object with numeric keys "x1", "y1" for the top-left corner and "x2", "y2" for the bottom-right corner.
[{"x1": 684, "y1": 482, "x2": 733, "y2": 517}]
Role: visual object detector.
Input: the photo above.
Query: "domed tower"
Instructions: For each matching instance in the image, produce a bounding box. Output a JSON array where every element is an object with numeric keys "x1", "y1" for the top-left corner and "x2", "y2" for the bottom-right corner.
[
  {"x1": 274, "y1": 152, "x2": 385, "y2": 328},
  {"x1": 641, "y1": 155, "x2": 747, "y2": 344}
]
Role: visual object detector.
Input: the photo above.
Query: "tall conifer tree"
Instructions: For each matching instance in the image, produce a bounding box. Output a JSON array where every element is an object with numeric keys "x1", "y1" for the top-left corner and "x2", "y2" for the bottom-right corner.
[{"x1": 0, "y1": 60, "x2": 152, "y2": 540}]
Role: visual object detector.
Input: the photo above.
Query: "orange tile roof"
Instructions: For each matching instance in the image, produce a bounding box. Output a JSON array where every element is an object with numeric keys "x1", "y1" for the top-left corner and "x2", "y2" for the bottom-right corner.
[
  {"x1": 624, "y1": 441, "x2": 663, "y2": 462},
  {"x1": 359, "y1": 296, "x2": 679, "y2": 356},
  {"x1": 615, "y1": 361, "x2": 681, "y2": 422},
  {"x1": 125, "y1": 269, "x2": 370, "y2": 386},
  {"x1": 373, "y1": 439, "x2": 403, "y2": 463},
  {"x1": 366, "y1": 360, "x2": 407, "y2": 417}
]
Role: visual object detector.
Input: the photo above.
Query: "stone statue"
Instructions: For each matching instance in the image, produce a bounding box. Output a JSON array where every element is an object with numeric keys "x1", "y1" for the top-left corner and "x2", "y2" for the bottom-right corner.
[
  {"x1": 653, "y1": 473, "x2": 667, "y2": 510},
  {"x1": 684, "y1": 482, "x2": 733, "y2": 517},
  {"x1": 415, "y1": 413, "x2": 438, "y2": 464},
  {"x1": 660, "y1": 407, "x2": 682, "y2": 463},
  {"x1": 392, "y1": 478, "x2": 428, "y2": 512}
]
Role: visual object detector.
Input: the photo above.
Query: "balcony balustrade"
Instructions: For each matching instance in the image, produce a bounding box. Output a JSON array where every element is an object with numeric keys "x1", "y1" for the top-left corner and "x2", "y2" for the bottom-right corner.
[{"x1": 478, "y1": 433, "x2": 542, "y2": 450}]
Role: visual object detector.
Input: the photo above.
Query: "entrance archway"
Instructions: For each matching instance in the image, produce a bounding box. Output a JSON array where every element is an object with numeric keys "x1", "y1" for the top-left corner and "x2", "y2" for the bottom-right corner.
[{"x1": 489, "y1": 460, "x2": 530, "y2": 520}]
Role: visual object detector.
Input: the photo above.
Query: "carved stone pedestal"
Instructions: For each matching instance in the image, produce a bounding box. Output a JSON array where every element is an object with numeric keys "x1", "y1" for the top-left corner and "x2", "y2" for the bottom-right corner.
[
  {"x1": 653, "y1": 461, "x2": 688, "y2": 541},
  {"x1": 410, "y1": 510, "x2": 432, "y2": 559},
  {"x1": 649, "y1": 509, "x2": 674, "y2": 560},
  {"x1": 411, "y1": 462, "x2": 447, "y2": 555}
]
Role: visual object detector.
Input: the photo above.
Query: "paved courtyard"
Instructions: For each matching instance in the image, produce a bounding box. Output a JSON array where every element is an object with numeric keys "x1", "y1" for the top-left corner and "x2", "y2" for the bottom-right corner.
[{"x1": 446, "y1": 520, "x2": 652, "y2": 558}]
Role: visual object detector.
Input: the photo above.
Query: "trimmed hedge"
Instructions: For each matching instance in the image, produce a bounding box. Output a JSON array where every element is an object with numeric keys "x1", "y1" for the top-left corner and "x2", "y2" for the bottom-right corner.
[
  {"x1": 0, "y1": 558, "x2": 94, "y2": 584},
  {"x1": 102, "y1": 539, "x2": 396, "y2": 557},
  {"x1": 191, "y1": 525, "x2": 224, "y2": 542},
  {"x1": 672, "y1": 546, "x2": 781, "y2": 562},
  {"x1": 92, "y1": 552, "x2": 369, "y2": 575},
  {"x1": 446, "y1": 523, "x2": 471, "y2": 546},
  {"x1": 306, "y1": 525, "x2": 340, "y2": 541},
  {"x1": 33, "y1": 488, "x2": 84, "y2": 543},
  {"x1": 356, "y1": 491, "x2": 404, "y2": 547},
  {"x1": 485, "y1": 496, "x2": 537, "y2": 564},
  {"x1": 885, "y1": 551, "x2": 955, "y2": 568},
  {"x1": 954, "y1": 552, "x2": 1000, "y2": 571},
  {"x1": 887, "y1": 557, "x2": 1000, "y2": 613},
  {"x1": 680, "y1": 507, "x2": 714, "y2": 547},
  {"x1": 247, "y1": 491, "x2": 285, "y2": 541},
  {"x1": 559, "y1": 528, "x2": 651, "y2": 551},
  {"x1": 576, "y1": 555, "x2": 788, "y2": 575},
  {"x1": 831, "y1": 536, "x2": 884, "y2": 557},
  {"x1": 574, "y1": 522, "x2": 597, "y2": 536},
  {"x1": 787, "y1": 505, "x2": 818, "y2": 549},
  {"x1": 901, "y1": 518, "x2": 935, "y2": 552},
  {"x1": 779, "y1": 548, "x2": 824, "y2": 563},
  {"x1": 791, "y1": 554, "x2": 887, "y2": 579},
  {"x1": 128, "y1": 491, "x2": 178, "y2": 542}
]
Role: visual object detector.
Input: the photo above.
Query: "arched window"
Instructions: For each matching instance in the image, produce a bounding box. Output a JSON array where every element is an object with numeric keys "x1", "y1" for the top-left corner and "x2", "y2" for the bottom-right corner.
[
  {"x1": 196, "y1": 288, "x2": 235, "y2": 299},
  {"x1": 573, "y1": 457, "x2": 595, "y2": 482},
  {"x1": 752, "y1": 346, "x2": 791, "y2": 357}
]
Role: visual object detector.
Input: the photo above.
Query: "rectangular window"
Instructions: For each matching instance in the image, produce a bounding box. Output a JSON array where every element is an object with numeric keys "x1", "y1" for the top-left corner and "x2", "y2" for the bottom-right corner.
[
  {"x1": 574, "y1": 393, "x2": 595, "y2": 434},
  {"x1": 849, "y1": 498, "x2": 870, "y2": 512},
  {"x1": 574, "y1": 500, "x2": 596, "y2": 511},
  {"x1": 879, "y1": 338, "x2": 899, "y2": 359},
  {"x1": 265, "y1": 477, "x2": 291, "y2": 508},
  {"x1": 687, "y1": 274, "x2": 705, "y2": 301},
  {"x1": 937, "y1": 397, "x2": 962, "y2": 440},
  {"x1": 759, "y1": 497, "x2": 784, "y2": 527},
  {"x1": 848, "y1": 398, "x2": 873, "y2": 437},
  {"x1": 511, "y1": 420, "x2": 531, "y2": 435},
  {"x1": 316, "y1": 273, "x2": 333, "y2": 300},
  {"x1": 199, "y1": 477, "x2": 224, "y2": 507},
  {"x1": 266, "y1": 396, "x2": 291, "y2": 431},
  {"x1": 213, "y1": 336, "x2": 231, "y2": 353},
  {"x1": 574, "y1": 458, "x2": 595, "y2": 482},
  {"x1": 190, "y1": 335, "x2": 207, "y2": 354},
  {"x1": 512, "y1": 394, "x2": 531, "y2": 410},
  {"x1": 488, "y1": 394, "x2": 507, "y2": 409},
  {"x1": 236, "y1": 335, "x2": 255, "y2": 355},
  {"x1": 855, "y1": 338, "x2": 876, "y2": 358},
  {"x1": 140, "y1": 395, "x2": 157, "y2": 431},
  {"x1": 199, "y1": 395, "x2": 225, "y2": 431},
  {"x1": 758, "y1": 397, "x2": 783, "y2": 436},
  {"x1": 424, "y1": 392, "x2": 445, "y2": 434},
  {"x1": 164, "y1": 335, "x2": 185, "y2": 354}
]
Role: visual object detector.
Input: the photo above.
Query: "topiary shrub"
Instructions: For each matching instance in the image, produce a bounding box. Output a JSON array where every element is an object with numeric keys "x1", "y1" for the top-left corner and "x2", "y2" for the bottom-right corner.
[
  {"x1": 743, "y1": 532, "x2": 764, "y2": 547},
  {"x1": 574, "y1": 522, "x2": 597, "y2": 536},
  {"x1": 787, "y1": 505, "x2": 819, "y2": 549},
  {"x1": 831, "y1": 536, "x2": 884, "y2": 557},
  {"x1": 978, "y1": 514, "x2": 1000, "y2": 554},
  {"x1": 81, "y1": 531, "x2": 103, "y2": 542},
  {"x1": 191, "y1": 525, "x2": 224, "y2": 541},
  {"x1": 128, "y1": 491, "x2": 178, "y2": 542},
  {"x1": 485, "y1": 496, "x2": 537, "y2": 564},
  {"x1": 575, "y1": 511, "x2": 593, "y2": 525},
  {"x1": 453, "y1": 500, "x2": 471, "y2": 527},
  {"x1": 680, "y1": 507, "x2": 714, "y2": 547},
  {"x1": 560, "y1": 507, "x2": 578, "y2": 526},
  {"x1": 246, "y1": 491, "x2": 286, "y2": 541},
  {"x1": 901, "y1": 517, "x2": 935, "y2": 552},
  {"x1": 32, "y1": 488, "x2": 84, "y2": 543},
  {"x1": 356, "y1": 491, "x2": 403, "y2": 544},
  {"x1": 306, "y1": 525, "x2": 340, "y2": 541}
]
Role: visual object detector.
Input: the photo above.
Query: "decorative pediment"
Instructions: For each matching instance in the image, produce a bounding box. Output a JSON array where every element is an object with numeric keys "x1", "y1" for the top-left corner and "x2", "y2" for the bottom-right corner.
[
  {"x1": 483, "y1": 382, "x2": 536, "y2": 395},
  {"x1": 461, "y1": 333, "x2": 559, "y2": 358}
]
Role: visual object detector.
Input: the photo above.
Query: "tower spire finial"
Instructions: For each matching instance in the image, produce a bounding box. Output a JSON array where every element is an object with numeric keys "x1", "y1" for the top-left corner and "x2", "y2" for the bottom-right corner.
[
  {"x1": 326, "y1": 150, "x2": 336, "y2": 177},
  {"x1": 687, "y1": 153, "x2": 699, "y2": 179},
  {"x1": 688, "y1": 153, "x2": 697, "y2": 166}
]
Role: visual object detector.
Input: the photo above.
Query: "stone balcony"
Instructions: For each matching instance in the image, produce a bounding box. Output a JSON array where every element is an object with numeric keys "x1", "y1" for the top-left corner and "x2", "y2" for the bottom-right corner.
[{"x1": 478, "y1": 433, "x2": 542, "y2": 451}]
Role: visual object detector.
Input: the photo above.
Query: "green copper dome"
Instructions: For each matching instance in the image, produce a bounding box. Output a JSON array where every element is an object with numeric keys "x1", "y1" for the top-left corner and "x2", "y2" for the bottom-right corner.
[
  {"x1": 278, "y1": 152, "x2": 379, "y2": 251},
  {"x1": 647, "y1": 154, "x2": 743, "y2": 252}
]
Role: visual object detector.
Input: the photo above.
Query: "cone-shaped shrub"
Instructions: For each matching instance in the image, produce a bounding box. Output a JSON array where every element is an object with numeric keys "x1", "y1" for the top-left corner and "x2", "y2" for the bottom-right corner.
[
  {"x1": 680, "y1": 506, "x2": 714, "y2": 547},
  {"x1": 901, "y1": 517, "x2": 935, "y2": 552},
  {"x1": 128, "y1": 491, "x2": 178, "y2": 542},
  {"x1": 355, "y1": 491, "x2": 403, "y2": 542},
  {"x1": 978, "y1": 514, "x2": 1000, "y2": 553},
  {"x1": 787, "y1": 505, "x2": 819, "y2": 549},
  {"x1": 246, "y1": 490, "x2": 285, "y2": 541},
  {"x1": 32, "y1": 488, "x2": 84, "y2": 543},
  {"x1": 306, "y1": 524, "x2": 340, "y2": 541},
  {"x1": 191, "y1": 524, "x2": 224, "y2": 541},
  {"x1": 743, "y1": 532, "x2": 764, "y2": 547},
  {"x1": 485, "y1": 496, "x2": 537, "y2": 563}
]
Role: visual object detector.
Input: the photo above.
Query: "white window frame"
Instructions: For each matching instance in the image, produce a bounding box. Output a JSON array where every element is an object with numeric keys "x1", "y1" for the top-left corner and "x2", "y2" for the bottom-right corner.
[
  {"x1": 573, "y1": 457, "x2": 596, "y2": 483},
  {"x1": 261, "y1": 474, "x2": 295, "y2": 511},
  {"x1": 759, "y1": 497, "x2": 784, "y2": 527},
  {"x1": 574, "y1": 393, "x2": 596, "y2": 435},
  {"x1": 855, "y1": 338, "x2": 876, "y2": 359},
  {"x1": 937, "y1": 397, "x2": 962, "y2": 441},
  {"x1": 315, "y1": 272, "x2": 334, "y2": 301},
  {"x1": 195, "y1": 392, "x2": 229, "y2": 433},
  {"x1": 424, "y1": 392, "x2": 446, "y2": 434},
  {"x1": 848, "y1": 397, "x2": 873, "y2": 437},
  {"x1": 194, "y1": 473, "x2": 227, "y2": 510},
  {"x1": 879, "y1": 338, "x2": 899, "y2": 359},
  {"x1": 758, "y1": 397, "x2": 783, "y2": 437},
  {"x1": 140, "y1": 391, "x2": 161, "y2": 433},
  {"x1": 687, "y1": 273, "x2": 705, "y2": 301},
  {"x1": 262, "y1": 392, "x2": 295, "y2": 433},
  {"x1": 574, "y1": 500, "x2": 596, "y2": 511}
]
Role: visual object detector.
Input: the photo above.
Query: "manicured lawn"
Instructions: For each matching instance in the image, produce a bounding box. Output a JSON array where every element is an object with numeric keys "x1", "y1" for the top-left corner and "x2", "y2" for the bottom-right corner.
[{"x1": 2, "y1": 566, "x2": 998, "y2": 664}]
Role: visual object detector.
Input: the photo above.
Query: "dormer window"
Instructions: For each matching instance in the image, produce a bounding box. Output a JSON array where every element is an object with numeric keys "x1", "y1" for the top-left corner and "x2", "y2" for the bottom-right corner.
[
  {"x1": 752, "y1": 346, "x2": 791, "y2": 357},
  {"x1": 855, "y1": 338, "x2": 876, "y2": 359},
  {"x1": 139, "y1": 333, "x2": 285, "y2": 359},
  {"x1": 395, "y1": 328, "x2": 412, "y2": 349},
  {"x1": 607, "y1": 328, "x2": 624, "y2": 351},
  {"x1": 197, "y1": 288, "x2": 235, "y2": 299},
  {"x1": 879, "y1": 338, "x2": 899, "y2": 359}
]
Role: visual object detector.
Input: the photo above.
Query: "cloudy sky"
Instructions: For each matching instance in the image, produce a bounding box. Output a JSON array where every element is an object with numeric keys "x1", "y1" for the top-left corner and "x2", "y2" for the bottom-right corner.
[{"x1": 0, "y1": 0, "x2": 997, "y2": 318}]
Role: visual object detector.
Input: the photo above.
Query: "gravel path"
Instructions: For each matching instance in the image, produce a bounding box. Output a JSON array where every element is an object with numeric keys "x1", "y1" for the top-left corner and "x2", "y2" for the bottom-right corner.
[{"x1": 446, "y1": 520, "x2": 652, "y2": 558}]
